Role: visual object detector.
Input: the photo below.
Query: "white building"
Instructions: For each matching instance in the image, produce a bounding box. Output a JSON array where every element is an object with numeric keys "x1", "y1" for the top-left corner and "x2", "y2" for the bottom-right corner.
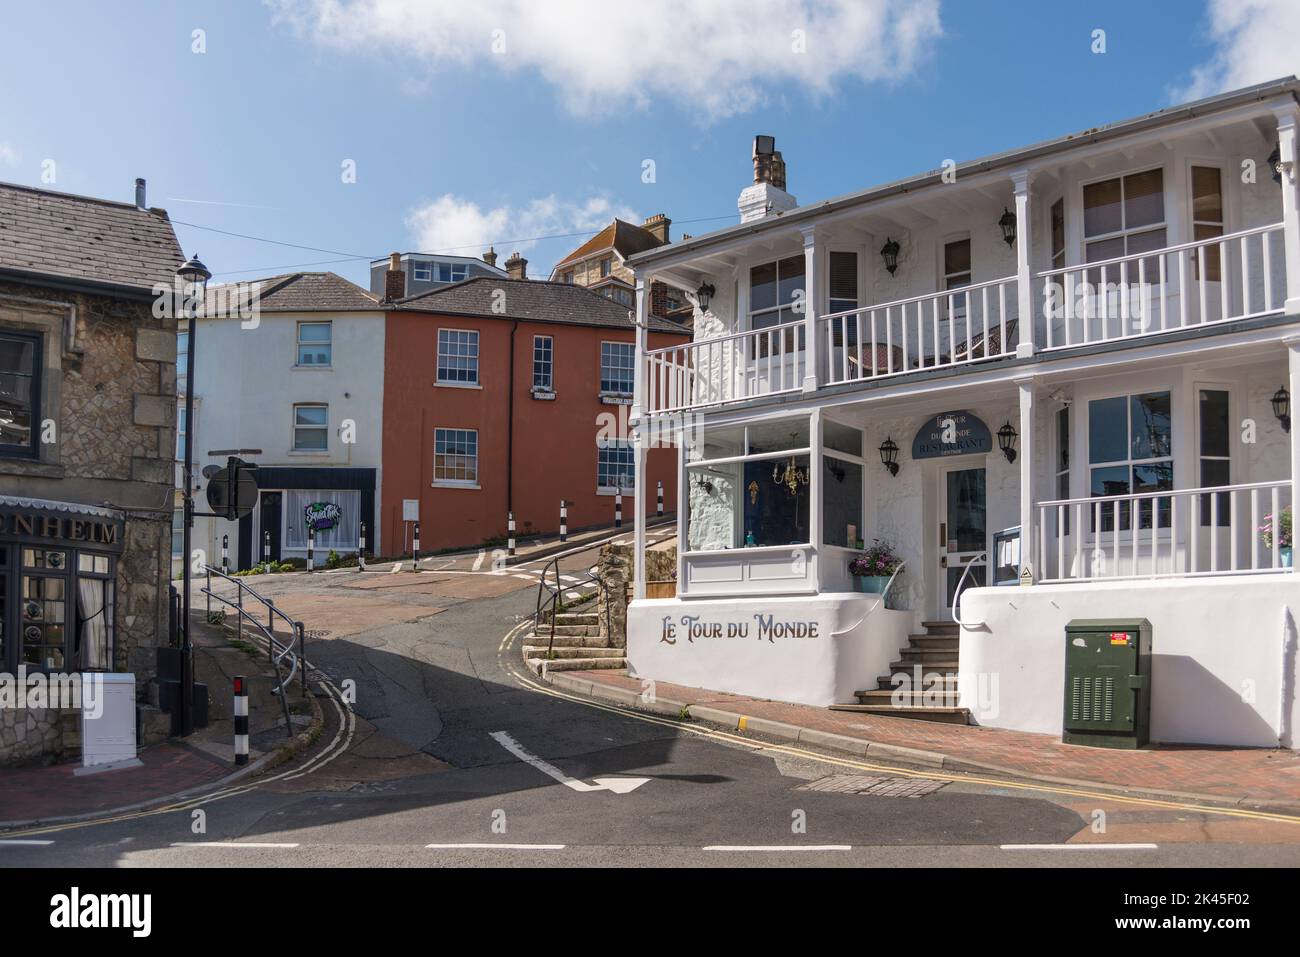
[
  {"x1": 175, "y1": 272, "x2": 386, "y2": 573},
  {"x1": 626, "y1": 78, "x2": 1300, "y2": 750}
]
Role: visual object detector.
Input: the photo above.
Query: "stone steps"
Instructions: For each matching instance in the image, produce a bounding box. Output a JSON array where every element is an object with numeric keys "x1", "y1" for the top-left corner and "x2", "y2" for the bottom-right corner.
[{"x1": 842, "y1": 619, "x2": 969, "y2": 724}]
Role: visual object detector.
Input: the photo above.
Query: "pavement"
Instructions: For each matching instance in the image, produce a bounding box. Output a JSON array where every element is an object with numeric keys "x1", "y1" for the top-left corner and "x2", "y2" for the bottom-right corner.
[{"x1": 546, "y1": 667, "x2": 1300, "y2": 811}]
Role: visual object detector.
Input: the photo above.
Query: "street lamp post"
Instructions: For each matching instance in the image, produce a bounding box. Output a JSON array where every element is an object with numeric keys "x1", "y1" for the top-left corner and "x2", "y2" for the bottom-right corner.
[{"x1": 176, "y1": 254, "x2": 210, "y2": 736}]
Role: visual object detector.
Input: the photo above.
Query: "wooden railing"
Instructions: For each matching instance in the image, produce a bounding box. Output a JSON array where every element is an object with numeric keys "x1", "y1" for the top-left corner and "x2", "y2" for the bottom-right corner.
[
  {"x1": 1036, "y1": 480, "x2": 1293, "y2": 583},
  {"x1": 644, "y1": 320, "x2": 806, "y2": 415}
]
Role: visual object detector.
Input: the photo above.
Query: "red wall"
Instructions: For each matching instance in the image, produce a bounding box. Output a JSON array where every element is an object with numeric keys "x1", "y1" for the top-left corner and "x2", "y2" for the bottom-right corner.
[{"x1": 381, "y1": 309, "x2": 687, "y2": 553}]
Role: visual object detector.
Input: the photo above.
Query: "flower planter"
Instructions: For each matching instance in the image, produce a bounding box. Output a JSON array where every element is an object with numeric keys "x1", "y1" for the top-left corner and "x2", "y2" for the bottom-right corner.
[
  {"x1": 1282, "y1": 546, "x2": 1293, "y2": 569},
  {"x1": 855, "y1": 575, "x2": 892, "y2": 595}
]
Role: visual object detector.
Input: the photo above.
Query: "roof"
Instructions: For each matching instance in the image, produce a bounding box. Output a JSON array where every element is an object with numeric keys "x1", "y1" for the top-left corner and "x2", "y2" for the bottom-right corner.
[
  {"x1": 204, "y1": 272, "x2": 380, "y2": 315},
  {"x1": 0, "y1": 180, "x2": 184, "y2": 294},
  {"x1": 553, "y1": 219, "x2": 666, "y2": 271},
  {"x1": 369, "y1": 251, "x2": 508, "y2": 276},
  {"x1": 629, "y1": 76, "x2": 1300, "y2": 269},
  {"x1": 393, "y1": 276, "x2": 687, "y2": 334}
]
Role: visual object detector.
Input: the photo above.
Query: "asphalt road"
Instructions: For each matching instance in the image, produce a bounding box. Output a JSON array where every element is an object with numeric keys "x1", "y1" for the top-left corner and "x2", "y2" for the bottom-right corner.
[{"x1": 4, "y1": 542, "x2": 1300, "y2": 868}]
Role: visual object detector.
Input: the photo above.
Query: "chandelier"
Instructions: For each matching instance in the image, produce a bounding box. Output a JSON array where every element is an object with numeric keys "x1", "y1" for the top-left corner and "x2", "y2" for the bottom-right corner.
[{"x1": 772, "y1": 455, "x2": 808, "y2": 496}]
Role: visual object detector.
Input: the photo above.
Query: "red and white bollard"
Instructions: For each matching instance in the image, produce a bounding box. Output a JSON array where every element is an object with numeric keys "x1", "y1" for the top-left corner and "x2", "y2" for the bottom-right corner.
[{"x1": 233, "y1": 676, "x2": 249, "y2": 766}]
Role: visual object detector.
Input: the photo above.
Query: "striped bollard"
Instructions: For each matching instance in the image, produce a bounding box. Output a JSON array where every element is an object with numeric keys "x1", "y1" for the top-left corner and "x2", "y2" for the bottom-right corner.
[
  {"x1": 507, "y1": 511, "x2": 516, "y2": 557},
  {"x1": 233, "y1": 676, "x2": 249, "y2": 766},
  {"x1": 615, "y1": 487, "x2": 623, "y2": 529},
  {"x1": 657, "y1": 480, "x2": 664, "y2": 517},
  {"x1": 412, "y1": 522, "x2": 420, "y2": 571},
  {"x1": 221, "y1": 534, "x2": 229, "y2": 574},
  {"x1": 263, "y1": 530, "x2": 270, "y2": 565},
  {"x1": 358, "y1": 521, "x2": 367, "y2": 572},
  {"x1": 559, "y1": 501, "x2": 568, "y2": 543},
  {"x1": 307, "y1": 525, "x2": 315, "y2": 573}
]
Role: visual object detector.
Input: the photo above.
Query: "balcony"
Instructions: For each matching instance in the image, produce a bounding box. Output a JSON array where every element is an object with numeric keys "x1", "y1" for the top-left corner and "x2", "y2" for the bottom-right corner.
[{"x1": 641, "y1": 223, "x2": 1290, "y2": 418}]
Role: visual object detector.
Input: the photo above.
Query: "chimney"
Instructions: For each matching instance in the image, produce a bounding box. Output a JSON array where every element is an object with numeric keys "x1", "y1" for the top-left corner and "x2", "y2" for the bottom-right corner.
[
  {"x1": 642, "y1": 214, "x2": 671, "y2": 245},
  {"x1": 650, "y1": 280, "x2": 670, "y2": 318},
  {"x1": 504, "y1": 252, "x2": 527, "y2": 280},
  {"x1": 383, "y1": 252, "x2": 406, "y2": 301},
  {"x1": 134, "y1": 177, "x2": 146, "y2": 210},
  {"x1": 738, "y1": 135, "x2": 797, "y2": 223},
  {"x1": 483, "y1": 246, "x2": 498, "y2": 268}
]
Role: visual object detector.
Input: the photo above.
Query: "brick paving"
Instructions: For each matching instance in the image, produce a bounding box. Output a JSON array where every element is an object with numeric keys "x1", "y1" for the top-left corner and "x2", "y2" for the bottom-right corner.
[{"x1": 578, "y1": 669, "x2": 1300, "y2": 807}]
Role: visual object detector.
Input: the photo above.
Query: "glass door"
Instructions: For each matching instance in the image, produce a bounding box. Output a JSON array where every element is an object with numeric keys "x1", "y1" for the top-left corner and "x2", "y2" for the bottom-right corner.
[{"x1": 940, "y1": 465, "x2": 987, "y2": 613}]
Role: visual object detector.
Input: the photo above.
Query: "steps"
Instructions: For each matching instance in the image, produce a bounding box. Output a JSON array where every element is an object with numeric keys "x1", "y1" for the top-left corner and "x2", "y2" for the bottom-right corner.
[
  {"x1": 521, "y1": 643, "x2": 626, "y2": 678},
  {"x1": 830, "y1": 619, "x2": 971, "y2": 725}
]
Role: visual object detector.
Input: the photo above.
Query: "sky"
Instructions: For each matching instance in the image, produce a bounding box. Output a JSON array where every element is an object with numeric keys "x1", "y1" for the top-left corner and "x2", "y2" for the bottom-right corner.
[{"x1": 1, "y1": 0, "x2": 1297, "y2": 289}]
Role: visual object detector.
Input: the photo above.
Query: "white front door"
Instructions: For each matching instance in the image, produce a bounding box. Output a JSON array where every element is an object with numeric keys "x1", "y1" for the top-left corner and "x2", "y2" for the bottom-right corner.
[{"x1": 938, "y1": 463, "x2": 987, "y2": 616}]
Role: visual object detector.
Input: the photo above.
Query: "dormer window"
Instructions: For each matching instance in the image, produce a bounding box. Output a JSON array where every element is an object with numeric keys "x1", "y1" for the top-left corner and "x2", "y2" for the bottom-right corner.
[
  {"x1": 437, "y1": 263, "x2": 469, "y2": 283},
  {"x1": 412, "y1": 262, "x2": 432, "y2": 282}
]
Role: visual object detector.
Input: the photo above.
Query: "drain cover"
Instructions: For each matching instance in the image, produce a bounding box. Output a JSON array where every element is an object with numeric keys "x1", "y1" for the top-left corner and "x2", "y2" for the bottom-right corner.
[{"x1": 798, "y1": 774, "x2": 946, "y2": 798}]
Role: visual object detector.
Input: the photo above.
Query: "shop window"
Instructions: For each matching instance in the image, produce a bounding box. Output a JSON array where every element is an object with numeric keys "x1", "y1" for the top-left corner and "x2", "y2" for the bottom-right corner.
[
  {"x1": 823, "y1": 456, "x2": 863, "y2": 548},
  {"x1": 75, "y1": 553, "x2": 114, "y2": 671},
  {"x1": 22, "y1": 548, "x2": 67, "y2": 669},
  {"x1": 282, "y1": 489, "x2": 362, "y2": 551}
]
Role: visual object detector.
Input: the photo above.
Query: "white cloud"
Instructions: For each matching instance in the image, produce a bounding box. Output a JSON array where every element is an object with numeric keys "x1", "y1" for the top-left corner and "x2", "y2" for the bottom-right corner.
[
  {"x1": 0, "y1": 143, "x2": 18, "y2": 167},
  {"x1": 268, "y1": 0, "x2": 942, "y2": 120},
  {"x1": 405, "y1": 193, "x2": 638, "y2": 270},
  {"x1": 1173, "y1": 0, "x2": 1300, "y2": 103}
]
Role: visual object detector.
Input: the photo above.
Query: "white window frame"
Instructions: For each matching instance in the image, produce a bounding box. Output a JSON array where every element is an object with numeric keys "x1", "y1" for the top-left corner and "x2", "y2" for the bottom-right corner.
[
  {"x1": 292, "y1": 403, "x2": 329, "y2": 453},
  {"x1": 437, "y1": 328, "x2": 480, "y2": 386},
  {"x1": 599, "y1": 340, "x2": 635, "y2": 396},
  {"x1": 1187, "y1": 159, "x2": 1229, "y2": 283},
  {"x1": 437, "y1": 262, "x2": 469, "y2": 283},
  {"x1": 412, "y1": 262, "x2": 432, "y2": 282},
  {"x1": 295, "y1": 320, "x2": 333, "y2": 368},
  {"x1": 1079, "y1": 164, "x2": 1169, "y2": 263},
  {"x1": 1194, "y1": 381, "x2": 1234, "y2": 527},
  {"x1": 433, "y1": 427, "x2": 479, "y2": 487},
  {"x1": 533, "y1": 335, "x2": 554, "y2": 392},
  {"x1": 597, "y1": 437, "x2": 635, "y2": 493},
  {"x1": 1083, "y1": 389, "x2": 1175, "y2": 537}
]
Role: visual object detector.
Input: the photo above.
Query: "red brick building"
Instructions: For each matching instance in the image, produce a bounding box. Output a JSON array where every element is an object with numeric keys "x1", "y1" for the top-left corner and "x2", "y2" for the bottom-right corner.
[{"x1": 380, "y1": 255, "x2": 689, "y2": 553}]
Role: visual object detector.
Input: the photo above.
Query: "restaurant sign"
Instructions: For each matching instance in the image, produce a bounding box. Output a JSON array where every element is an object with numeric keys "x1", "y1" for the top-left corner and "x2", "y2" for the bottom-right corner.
[{"x1": 912, "y1": 410, "x2": 993, "y2": 459}]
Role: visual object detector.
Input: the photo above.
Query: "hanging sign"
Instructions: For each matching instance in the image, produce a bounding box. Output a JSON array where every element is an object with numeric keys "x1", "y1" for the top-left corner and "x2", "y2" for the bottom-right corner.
[{"x1": 912, "y1": 410, "x2": 993, "y2": 459}]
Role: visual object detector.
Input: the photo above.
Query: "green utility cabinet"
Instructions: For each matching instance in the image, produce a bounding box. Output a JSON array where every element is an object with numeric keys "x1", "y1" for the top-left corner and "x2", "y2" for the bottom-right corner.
[{"x1": 1063, "y1": 618, "x2": 1151, "y2": 749}]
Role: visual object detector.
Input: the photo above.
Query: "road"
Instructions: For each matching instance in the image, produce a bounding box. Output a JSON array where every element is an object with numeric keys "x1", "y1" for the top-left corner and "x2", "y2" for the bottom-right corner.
[{"x1": 3, "y1": 538, "x2": 1300, "y2": 868}]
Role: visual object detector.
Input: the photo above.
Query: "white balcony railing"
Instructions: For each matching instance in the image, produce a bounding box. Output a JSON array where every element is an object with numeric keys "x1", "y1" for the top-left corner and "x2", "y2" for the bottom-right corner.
[
  {"x1": 1039, "y1": 223, "x2": 1285, "y2": 350},
  {"x1": 644, "y1": 320, "x2": 806, "y2": 415},
  {"x1": 1036, "y1": 480, "x2": 1293, "y2": 583},
  {"x1": 822, "y1": 276, "x2": 1019, "y2": 385}
]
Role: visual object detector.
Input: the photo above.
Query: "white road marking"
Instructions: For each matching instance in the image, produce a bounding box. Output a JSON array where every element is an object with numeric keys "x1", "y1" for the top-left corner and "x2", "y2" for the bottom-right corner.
[
  {"x1": 425, "y1": 843, "x2": 566, "y2": 850},
  {"x1": 489, "y1": 730, "x2": 649, "y2": 794},
  {"x1": 560, "y1": 575, "x2": 580, "y2": 583},
  {"x1": 171, "y1": 842, "x2": 301, "y2": 848},
  {"x1": 1000, "y1": 843, "x2": 1158, "y2": 851},
  {"x1": 0, "y1": 839, "x2": 55, "y2": 846},
  {"x1": 703, "y1": 845, "x2": 852, "y2": 852}
]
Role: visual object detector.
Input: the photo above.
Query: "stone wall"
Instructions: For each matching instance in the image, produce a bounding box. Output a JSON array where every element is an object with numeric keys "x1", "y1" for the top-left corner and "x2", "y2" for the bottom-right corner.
[{"x1": 596, "y1": 542, "x2": 677, "y2": 647}]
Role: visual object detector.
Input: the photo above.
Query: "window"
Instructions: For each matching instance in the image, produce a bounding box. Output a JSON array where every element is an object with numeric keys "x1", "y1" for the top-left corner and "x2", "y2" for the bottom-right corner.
[
  {"x1": 412, "y1": 262, "x2": 432, "y2": 282},
  {"x1": 600, "y1": 341, "x2": 635, "y2": 394},
  {"x1": 21, "y1": 547, "x2": 67, "y2": 669},
  {"x1": 437, "y1": 329, "x2": 480, "y2": 384},
  {"x1": 1050, "y1": 199, "x2": 1066, "y2": 272},
  {"x1": 614, "y1": 287, "x2": 632, "y2": 306},
  {"x1": 1087, "y1": 391, "x2": 1173, "y2": 531},
  {"x1": 172, "y1": 508, "x2": 185, "y2": 558},
  {"x1": 176, "y1": 328, "x2": 189, "y2": 393},
  {"x1": 293, "y1": 403, "x2": 329, "y2": 451},
  {"x1": 1191, "y1": 166, "x2": 1224, "y2": 282},
  {"x1": 296, "y1": 321, "x2": 332, "y2": 366},
  {"x1": 75, "y1": 551, "x2": 114, "y2": 672},
  {"x1": 828, "y1": 251, "x2": 859, "y2": 315},
  {"x1": 748, "y1": 255, "x2": 807, "y2": 356},
  {"x1": 0, "y1": 329, "x2": 40, "y2": 457},
  {"x1": 283, "y1": 489, "x2": 362, "y2": 550},
  {"x1": 599, "y1": 257, "x2": 612, "y2": 278},
  {"x1": 434, "y1": 428, "x2": 478, "y2": 484},
  {"x1": 1083, "y1": 168, "x2": 1166, "y2": 273},
  {"x1": 1056, "y1": 407, "x2": 1071, "y2": 535},
  {"x1": 533, "y1": 335, "x2": 553, "y2": 391},
  {"x1": 942, "y1": 238, "x2": 971, "y2": 322},
  {"x1": 562, "y1": 271, "x2": 574, "y2": 284},
  {"x1": 176, "y1": 404, "x2": 187, "y2": 460},
  {"x1": 597, "y1": 438, "x2": 634, "y2": 491},
  {"x1": 1198, "y1": 388, "x2": 1231, "y2": 526},
  {"x1": 437, "y1": 263, "x2": 469, "y2": 283}
]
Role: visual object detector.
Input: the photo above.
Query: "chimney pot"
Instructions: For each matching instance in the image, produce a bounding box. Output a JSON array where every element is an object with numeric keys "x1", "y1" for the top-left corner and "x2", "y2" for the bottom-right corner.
[
  {"x1": 134, "y1": 178, "x2": 146, "y2": 209},
  {"x1": 642, "y1": 213, "x2": 671, "y2": 245},
  {"x1": 504, "y1": 252, "x2": 527, "y2": 281},
  {"x1": 483, "y1": 246, "x2": 498, "y2": 268},
  {"x1": 384, "y1": 252, "x2": 405, "y2": 301}
]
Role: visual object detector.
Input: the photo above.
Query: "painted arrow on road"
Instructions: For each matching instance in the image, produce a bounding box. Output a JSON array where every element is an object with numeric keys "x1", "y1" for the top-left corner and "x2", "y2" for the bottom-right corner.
[{"x1": 490, "y1": 731, "x2": 649, "y2": 794}]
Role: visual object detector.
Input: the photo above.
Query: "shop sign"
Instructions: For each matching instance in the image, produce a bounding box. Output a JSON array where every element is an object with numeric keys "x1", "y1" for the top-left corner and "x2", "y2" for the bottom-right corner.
[
  {"x1": 304, "y1": 502, "x2": 342, "y2": 531},
  {"x1": 912, "y1": 410, "x2": 992, "y2": 459},
  {"x1": 0, "y1": 507, "x2": 124, "y2": 553}
]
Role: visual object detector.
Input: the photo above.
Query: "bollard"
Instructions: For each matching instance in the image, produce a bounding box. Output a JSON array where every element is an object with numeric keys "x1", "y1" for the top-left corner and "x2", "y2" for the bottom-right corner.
[
  {"x1": 233, "y1": 676, "x2": 249, "y2": 766},
  {"x1": 221, "y1": 534, "x2": 229, "y2": 574},
  {"x1": 615, "y1": 487, "x2": 623, "y2": 529},
  {"x1": 358, "y1": 521, "x2": 367, "y2": 572},
  {"x1": 307, "y1": 525, "x2": 315, "y2": 573},
  {"x1": 657, "y1": 480, "x2": 664, "y2": 517},
  {"x1": 507, "y1": 511, "x2": 516, "y2": 557},
  {"x1": 263, "y1": 530, "x2": 270, "y2": 566},
  {"x1": 412, "y1": 522, "x2": 420, "y2": 571},
  {"x1": 559, "y1": 501, "x2": 567, "y2": 543}
]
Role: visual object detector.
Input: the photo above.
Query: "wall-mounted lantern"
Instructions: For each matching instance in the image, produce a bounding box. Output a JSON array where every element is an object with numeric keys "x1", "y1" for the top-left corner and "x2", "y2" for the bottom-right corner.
[
  {"x1": 695, "y1": 281, "x2": 716, "y2": 312},
  {"x1": 1272, "y1": 386, "x2": 1291, "y2": 432},
  {"x1": 879, "y1": 237, "x2": 901, "y2": 276},
  {"x1": 997, "y1": 420, "x2": 1019, "y2": 463},
  {"x1": 878, "y1": 436, "x2": 900, "y2": 476},
  {"x1": 998, "y1": 207, "x2": 1017, "y2": 247}
]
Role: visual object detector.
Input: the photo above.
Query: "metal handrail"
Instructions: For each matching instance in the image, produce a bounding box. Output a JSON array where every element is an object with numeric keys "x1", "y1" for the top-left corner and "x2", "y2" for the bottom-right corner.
[
  {"x1": 533, "y1": 557, "x2": 610, "y2": 656},
  {"x1": 951, "y1": 552, "x2": 987, "y2": 629},
  {"x1": 201, "y1": 564, "x2": 304, "y2": 737}
]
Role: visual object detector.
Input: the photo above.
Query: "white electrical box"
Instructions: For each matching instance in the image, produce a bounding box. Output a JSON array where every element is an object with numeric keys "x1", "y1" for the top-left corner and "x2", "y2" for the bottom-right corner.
[
  {"x1": 80, "y1": 673, "x2": 137, "y2": 768},
  {"x1": 402, "y1": 499, "x2": 419, "y2": 522}
]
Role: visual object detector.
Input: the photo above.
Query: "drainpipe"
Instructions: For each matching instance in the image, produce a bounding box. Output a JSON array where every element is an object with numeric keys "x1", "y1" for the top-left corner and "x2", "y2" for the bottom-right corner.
[{"x1": 507, "y1": 319, "x2": 518, "y2": 518}]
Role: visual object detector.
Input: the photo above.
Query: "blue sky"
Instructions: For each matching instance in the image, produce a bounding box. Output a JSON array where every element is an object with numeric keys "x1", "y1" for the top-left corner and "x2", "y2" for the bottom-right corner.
[{"x1": 0, "y1": 1, "x2": 1292, "y2": 288}]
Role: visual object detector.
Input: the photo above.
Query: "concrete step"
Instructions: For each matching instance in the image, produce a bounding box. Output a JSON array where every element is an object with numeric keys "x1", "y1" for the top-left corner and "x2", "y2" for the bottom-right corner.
[
  {"x1": 921, "y1": 620, "x2": 959, "y2": 636},
  {"x1": 541, "y1": 623, "x2": 600, "y2": 637},
  {"x1": 906, "y1": 634, "x2": 960, "y2": 649},
  {"x1": 525, "y1": 656, "x2": 627, "y2": 677},
  {"x1": 900, "y1": 647, "x2": 960, "y2": 662},
  {"x1": 887, "y1": 658, "x2": 959, "y2": 673},
  {"x1": 877, "y1": 673, "x2": 960, "y2": 691},
  {"x1": 853, "y1": 688, "x2": 962, "y2": 707},
  {"x1": 829, "y1": 703, "x2": 970, "y2": 724},
  {"x1": 551, "y1": 612, "x2": 599, "y2": 626},
  {"x1": 522, "y1": 632, "x2": 613, "y2": 649},
  {"x1": 522, "y1": 645, "x2": 624, "y2": 659}
]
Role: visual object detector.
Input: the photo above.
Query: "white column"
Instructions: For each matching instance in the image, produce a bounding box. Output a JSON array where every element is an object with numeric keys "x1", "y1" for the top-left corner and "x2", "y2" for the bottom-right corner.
[
  {"x1": 632, "y1": 275, "x2": 649, "y2": 599},
  {"x1": 1017, "y1": 375, "x2": 1036, "y2": 580},
  {"x1": 676, "y1": 440, "x2": 688, "y2": 593},
  {"x1": 808, "y1": 407, "x2": 823, "y2": 588},
  {"x1": 1274, "y1": 106, "x2": 1300, "y2": 315},
  {"x1": 1011, "y1": 169, "x2": 1035, "y2": 357},
  {"x1": 1289, "y1": 339, "x2": 1300, "y2": 573},
  {"x1": 801, "y1": 226, "x2": 820, "y2": 392}
]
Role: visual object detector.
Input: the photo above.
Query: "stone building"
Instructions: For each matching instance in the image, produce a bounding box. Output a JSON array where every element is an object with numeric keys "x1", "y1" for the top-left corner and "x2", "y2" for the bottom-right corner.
[
  {"x1": 549, "y1": 215, "x2": 692, "y2": 323},
  {"x1": 0, "y1": 179, "x2": 183, "y2": 764}
]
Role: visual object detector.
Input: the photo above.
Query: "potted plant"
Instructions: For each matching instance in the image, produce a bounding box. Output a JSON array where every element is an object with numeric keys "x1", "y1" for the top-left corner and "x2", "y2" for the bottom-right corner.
[
  {"x1": 1260, "y1": 507, "x2": 1293, "y2": 568},
  {"x1": 849, "y1": 540, "x2": 903, "y2": 596}
]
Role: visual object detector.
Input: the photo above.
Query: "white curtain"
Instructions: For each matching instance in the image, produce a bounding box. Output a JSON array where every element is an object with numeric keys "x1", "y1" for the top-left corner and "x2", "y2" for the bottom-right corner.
[
  {"x1": 283, "y1": 489, "x2": 361, "y2": 551},
  {"x1": 77, "y1": 577, "x2": 110, "y2": 670}
]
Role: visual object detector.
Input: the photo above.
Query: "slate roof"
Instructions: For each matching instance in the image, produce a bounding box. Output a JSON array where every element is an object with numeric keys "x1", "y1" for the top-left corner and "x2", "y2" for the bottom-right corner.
[
  {"x1": 0, "y1": 180, "x2": 184, "y2": 293},
  {"x1": 553, "y1": 219, "x2": 665, "y2": 271},
  {"x1": 204, "y1": 272, "x2": 380, "y2": 315},
  {"x1": 394, "y1": 277, "x2": 687, "y2": 334}
]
